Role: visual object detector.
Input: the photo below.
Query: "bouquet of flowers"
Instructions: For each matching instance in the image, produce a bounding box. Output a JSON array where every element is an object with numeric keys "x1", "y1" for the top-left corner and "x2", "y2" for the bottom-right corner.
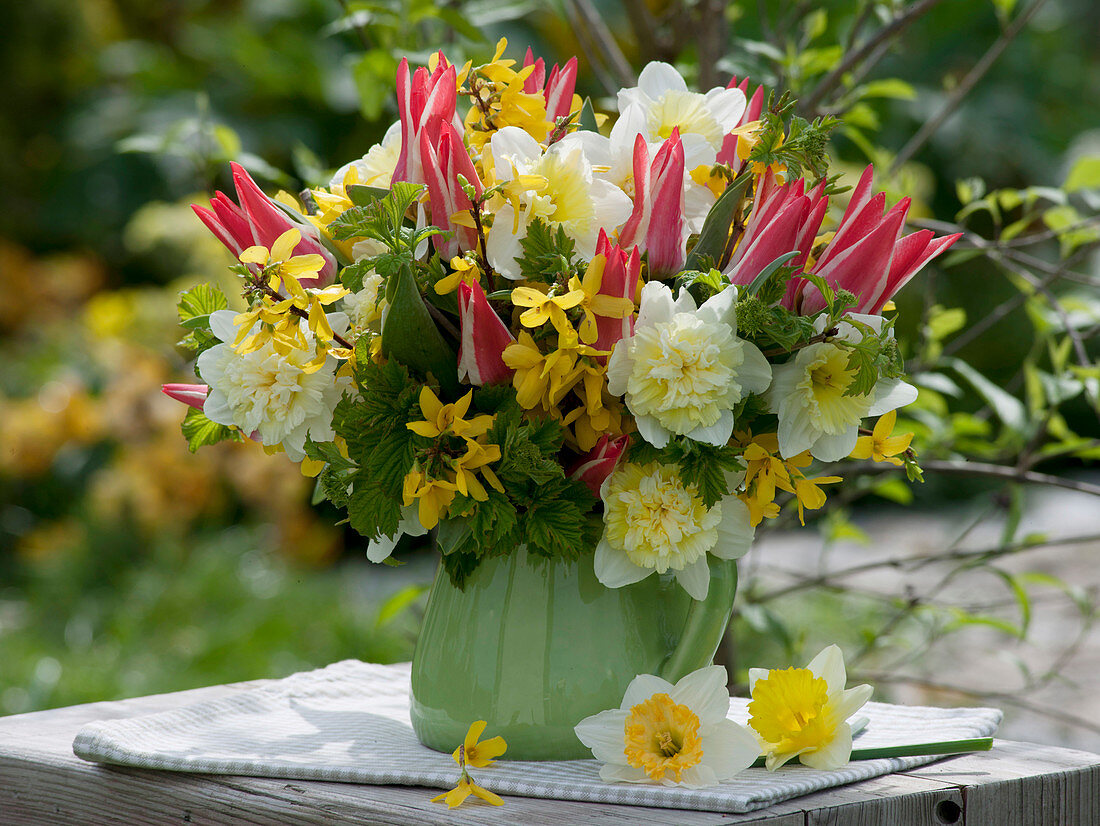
[{"x1": 165, "y1": 40, "x2": 959, "y2": 598}]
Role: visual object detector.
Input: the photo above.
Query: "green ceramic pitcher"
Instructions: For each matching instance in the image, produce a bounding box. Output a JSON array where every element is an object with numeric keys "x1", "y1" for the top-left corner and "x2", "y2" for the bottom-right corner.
[{"x1": 409, "y1": 544, "x2": 738, "y2": 760}]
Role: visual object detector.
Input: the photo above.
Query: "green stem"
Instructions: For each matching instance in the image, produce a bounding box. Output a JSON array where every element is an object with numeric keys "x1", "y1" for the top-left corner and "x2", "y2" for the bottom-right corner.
[{"x1": 750, "y1": 737, "x2": 993, "y2": 769}]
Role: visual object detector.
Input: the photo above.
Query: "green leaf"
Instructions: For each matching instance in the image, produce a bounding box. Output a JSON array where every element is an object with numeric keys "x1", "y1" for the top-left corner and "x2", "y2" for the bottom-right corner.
[
  {"x1": 517, "y1": 218, "x2": 578, "y2": 282},
  {"x1": 352, "y1": 49, "x2": 396, "y2": 121},
  {"x1": 684, "y1": 172, "x2": 751, "y2": 271},
  {"x1": 947, "y1": 357, "x2": 1028, "y2": 431},
  {"x1": 177, "y1": 284, "x2": 229, "y2": 353},
  {"x1": 181, "y1": 407, "x2": 240, "y2": 452},
  {"x1": 375, "y1": 584, "x2": 429, "y2": 627},
  {"x1": 1064, "y1": 155, "x2": 1100, "y2": 192},
  {"x1": 857, "y1": 78, "x2": 916, "y2": 100},
  {"x1": 577, "y1": 97, "x2": 600, "y2": 133},
  {"x1": 346, "y1": 184, "x2": 390, "y2": 207},
  {"x1": 742, "y1": 251, "x2": 800, "y2": 298},
  {"x1": 381, "y1": 263, "x2": 459, "y2": 395}
]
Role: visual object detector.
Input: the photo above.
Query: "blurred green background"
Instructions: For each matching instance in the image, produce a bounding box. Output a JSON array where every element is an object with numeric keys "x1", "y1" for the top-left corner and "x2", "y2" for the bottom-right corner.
[{"x1": 1, "y1": 0, "x2": 1098, "y2": 745}]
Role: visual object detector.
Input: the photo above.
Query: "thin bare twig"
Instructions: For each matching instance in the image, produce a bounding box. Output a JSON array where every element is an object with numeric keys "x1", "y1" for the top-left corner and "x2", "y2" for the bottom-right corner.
[
  {"x1": 853, "y1": 672, "x2": 1100, "y2": 737},
  {"x1": 801, "y1": 0, "x2": 944, "y2": 116},
  {"x1": 753, "y1": 532, "x2": 1100, "y2": 603},
  {"x1": 567, "y1": 0, "x2": 636, "y2": 88},
  {"x1": 890, "y1": 0, "x2": 1050, "y2": 173},
  {"x1": 859, "y1": 458, "x2": 1100, "y2": 498}
]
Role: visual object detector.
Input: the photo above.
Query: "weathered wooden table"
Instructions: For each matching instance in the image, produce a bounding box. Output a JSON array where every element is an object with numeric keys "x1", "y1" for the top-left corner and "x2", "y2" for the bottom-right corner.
[{"x1": 0, "y1": 679, "x2": 1097, "y2": 825}]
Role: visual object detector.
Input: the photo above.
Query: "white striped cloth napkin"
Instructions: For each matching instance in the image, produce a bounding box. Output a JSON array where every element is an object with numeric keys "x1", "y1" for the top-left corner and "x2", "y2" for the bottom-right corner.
[{"x1": 73, "y1": 660, "x2": 1001, "y2": 815}]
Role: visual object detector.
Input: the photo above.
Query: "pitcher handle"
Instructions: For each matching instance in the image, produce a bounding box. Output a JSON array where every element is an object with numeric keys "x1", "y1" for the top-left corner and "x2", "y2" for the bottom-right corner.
[{"x1": 659, "y1": 557, "x2": 738, "y2": 682}]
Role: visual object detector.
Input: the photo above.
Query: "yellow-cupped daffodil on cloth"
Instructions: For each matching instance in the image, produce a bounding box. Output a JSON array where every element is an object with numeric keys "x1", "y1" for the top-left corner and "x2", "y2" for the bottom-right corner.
[
  {"x1": 747, "y1": 644, "x2": 873, "y2": 771},
  {"x1": 574, "y1": 666, "x2": 761, "y2": 787}
]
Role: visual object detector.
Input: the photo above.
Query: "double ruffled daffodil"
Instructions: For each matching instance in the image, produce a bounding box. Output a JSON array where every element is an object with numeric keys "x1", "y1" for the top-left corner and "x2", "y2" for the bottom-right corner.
[
  {"x1": 575, "y1": 666, "x2": 760, "y2": 787},
  {"x1": 432, "y1": 721, "x2": 506, "y2": 808},
  {"x1": 197, "y1": 310, "x2": 350, "y2": 462},
  {"x1": 748, "y1": 645, "x2": 873, "y2": 771},
  {"x1": 607, "y1": 282, "x2": 771, "y2": 449},
  {"x1": 849, "y1": 409, "x2": 913, "y2": 466},
  {"x1": 595, "y1": 461, "x2": 754, "y2": 600}
]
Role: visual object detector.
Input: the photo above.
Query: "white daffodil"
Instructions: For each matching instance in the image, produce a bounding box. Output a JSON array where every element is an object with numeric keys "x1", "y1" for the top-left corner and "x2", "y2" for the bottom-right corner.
[
  {"x1": 617, "y1": 62, "x2": 746, "y2": 161},
  {"x1": 484, "y1": 126, "x2": 633, "y2": 279},
  {"x1": 330, "y1": 121, "x2": 402, "y2": 190},
  {"x1": 767, "y1": 314, "x2": 917, "y2": 461},
  {"x1": 747, "y1": 644, "x2": 873, "y2": 771},
  {"x1": 575, "y1": 665, "x2": 760, "y2": 787},
  {"x1": 198, "y1": 310, "x2": 351, "y2": 462},
  {"x1": 607, "y1": 282, "x2": 772, "y2": 449},
  {"x1": 594, "y1": 461, "x2": 754, "y2": 600}
]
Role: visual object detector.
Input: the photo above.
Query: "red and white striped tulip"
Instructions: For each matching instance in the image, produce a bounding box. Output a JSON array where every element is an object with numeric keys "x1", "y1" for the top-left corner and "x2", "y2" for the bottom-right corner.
[
  {"x1": 724, "y1": 169, "x2": 828, "y2": 286},
  {"x1": 161, "y1": 383, "x2": 209, "y2": 410},
  {"x1": 420, "y1": 120, "x2": 483, "y2": 259},
  {"x1": 568, "y1": 433, "x2": 629, "y2": 497},
  {"x1": 457, "y1": 280, "x2": 515, "y2": 386},
  {"x1": 192, "y1": 162, "x2": 336, "y2": 287},
  {"x1": 592, "y1": 229, "x2": 641, "y2": 357},
  {"x1": 618, "y1": 129, "x2": 687, "y2": 277},
  {"x1": 522, "y1": 48, "x2": 579, "y2": 123},
  {"x1": 793, "y1": 165, "x2": 962, "y2": 314},
  {"x1": 717, "y1": 75, "x2": 766, "y2": 175},
  {"x1": 393, "y1": 56, "x2": 458, "y2": 188}
]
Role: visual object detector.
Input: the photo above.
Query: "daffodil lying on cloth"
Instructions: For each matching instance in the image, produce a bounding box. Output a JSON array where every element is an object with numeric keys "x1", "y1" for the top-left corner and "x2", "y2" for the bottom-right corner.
[
  {"x1": 431, "y1": 721, "x2": 507, "y2": 808},
  {"x1": 574, "y1": 666, "x2": 760, "y2": 787},
  {"x1": 747, "y1": 644, "x2": 872, "y2": 771}
]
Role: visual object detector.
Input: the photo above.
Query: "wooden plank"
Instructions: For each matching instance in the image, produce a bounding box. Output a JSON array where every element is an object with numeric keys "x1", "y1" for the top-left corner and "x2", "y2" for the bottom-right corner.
[
  {"x1": 0, "y1": 683, "x2": 1097, "y2": 825},
  {"x1": 900, "y1": 741, "x2": 1100, "y2": 825}
]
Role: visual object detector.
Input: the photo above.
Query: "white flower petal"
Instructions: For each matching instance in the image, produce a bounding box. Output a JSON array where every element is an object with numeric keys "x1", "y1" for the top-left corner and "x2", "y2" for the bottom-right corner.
[
  {"x1": 833, "y1": 683, "x2": 874, "y2": 720},
  {"x1": 636, "y1": 61, "x2": 688, "y2": 100},
  {"x1": 670, "y1": 665, "x2": 729, "y2": 724},
  {"x1": 594, "y1": 537, "x2": 653, "y2": 589},
  {"x1": 698, "y1": 719, "x2": 761, "y2": 779},
  {"x1": 675, "y1": 557, "x2": 711, "y2": 600},
  {"x1": 636, "y1": 281, "x2": 677, "y2": 329},
  {"x1": 807, "y1": 644, "x2": 847, "y2": 691},
  {"x1": 712, "y1": 497, "x2": 754, "y2": 560},
  {"x1": 622, "y1": 674, "x2": 675, "y2": 709},
  {"x1": 574, "y1": 708, "x2": 630, "y2": 764},
  {"x1": 684, "y1": 408, "x2": 734, "y2": 447},
  {"x1": 747, "y1": 667, "x2": 769, "y2": 693},
  {"x1": 697, "y1": 284, "x2": 737, "y2": 327},
  {"x1": 209, "y1": 309, "x2": 240, "y2": 343},
  {"x1": 736, "y1": 344, "x2": 773, "y2": 395},
  {"x1": 605, "y1": 341, "x2": 633, "y2": 397},
  {"x1": 678, "y1": 762, "x2": 719, "y2": 788},
  {"x1": 485, "y1": 204, "x2": 526, "y2": 280},
  {"x1": 634, "y1": 413, "x2": 672, "y2": 448},
  {"x1": 701, "y1": 87, "x2": 747, "y2": 132},
  {"x1": 599, "y1": 763, "x2": 650, "y2": 783},
  {"x1": 489, "y1": 126, "x2": 543, "y2": 178},
  {"x1": 868, "y1": 378, "x2": 918, "y2": 416},
  {"x1": 810, "y1": 427, "x2": 859, "y2": 462},
  {"x1": 799, "y1": 721, "x2": 853, "y2": 771}
]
